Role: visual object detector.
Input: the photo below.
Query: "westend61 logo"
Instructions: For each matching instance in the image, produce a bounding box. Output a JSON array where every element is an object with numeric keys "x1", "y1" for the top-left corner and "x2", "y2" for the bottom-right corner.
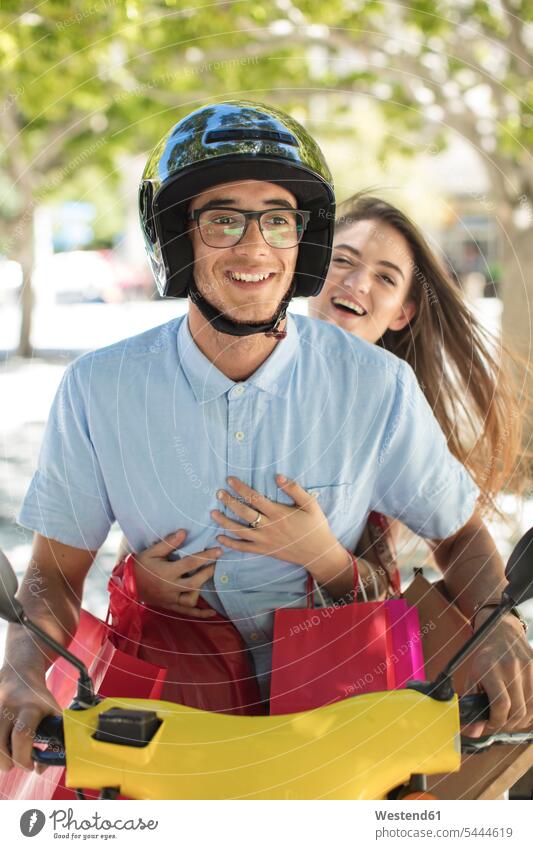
[{"x1": 19, "y1": 807, "x2": 159, "y2": 839}]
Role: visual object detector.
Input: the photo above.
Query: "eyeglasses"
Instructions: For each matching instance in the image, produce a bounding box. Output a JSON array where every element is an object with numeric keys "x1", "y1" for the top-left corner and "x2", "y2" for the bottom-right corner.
[{"x1": 187, "y1": 207, "x2": 310, "y2": 249}]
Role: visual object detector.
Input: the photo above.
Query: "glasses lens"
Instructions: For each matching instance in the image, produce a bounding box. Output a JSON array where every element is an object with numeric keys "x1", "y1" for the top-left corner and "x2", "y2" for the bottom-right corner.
[
  {"x1": 260, "y1": 210, "x2": 306, "y2": 248},
  {"x1": 198, "y1": 209, "x2": 246, "y2": 247}
]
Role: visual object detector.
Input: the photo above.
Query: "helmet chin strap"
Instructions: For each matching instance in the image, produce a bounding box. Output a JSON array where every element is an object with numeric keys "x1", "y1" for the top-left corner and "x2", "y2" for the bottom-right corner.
[{"x1": 188, "y1": 279, "x2": 293, "y2": 340}]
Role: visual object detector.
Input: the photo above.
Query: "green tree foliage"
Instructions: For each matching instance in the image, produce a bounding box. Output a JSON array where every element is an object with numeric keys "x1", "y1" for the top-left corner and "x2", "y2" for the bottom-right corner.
[{"x1": 1, "y1": 0, "x2": 531, "y2": 368}]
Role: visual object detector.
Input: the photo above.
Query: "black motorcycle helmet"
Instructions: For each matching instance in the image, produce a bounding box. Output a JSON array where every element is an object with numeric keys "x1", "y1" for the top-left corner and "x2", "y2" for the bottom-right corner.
[{"x1": 139, "y1": 100, "x2": 335, "y2": 337}]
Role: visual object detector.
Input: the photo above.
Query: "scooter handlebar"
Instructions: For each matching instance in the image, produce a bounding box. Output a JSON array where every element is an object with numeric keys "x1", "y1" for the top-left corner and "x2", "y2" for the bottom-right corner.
[
  {"x1": 458, "y1": 693, "x2": 490, "y2": 725},
  {"x1": 30, "y1": 694, "x2": 532, "y2": 772},
  {"x1": 458, "y1": 693, "x2": 533, "y2": 752},
  {"x1": 35, "y1": 714, "x2": 64, "y2": 746},
  {"x1": 31, "y1": 714, "x2": 66, "y2": 767}
]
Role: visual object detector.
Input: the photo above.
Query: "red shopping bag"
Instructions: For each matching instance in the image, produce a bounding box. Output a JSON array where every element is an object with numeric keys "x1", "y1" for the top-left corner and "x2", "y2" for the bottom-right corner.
[
  {"x1": 1, "y1": 554, "x2": 263, "y2": 800},
  {"x1": 270, "y1": 556, "x2": 405, "y2": 715},
  {"x1": 106, "y1": 554, "x2": 263, "y2": 713},
  {"x1": 270, "y1": 558, "x2": 396, "y2": 714}
]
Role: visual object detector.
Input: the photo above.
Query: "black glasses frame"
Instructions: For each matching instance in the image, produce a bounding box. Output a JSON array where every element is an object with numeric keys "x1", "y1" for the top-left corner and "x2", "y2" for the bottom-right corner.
[{"x1": 187, "y1": 207, "x2": 311, "y2": 248}]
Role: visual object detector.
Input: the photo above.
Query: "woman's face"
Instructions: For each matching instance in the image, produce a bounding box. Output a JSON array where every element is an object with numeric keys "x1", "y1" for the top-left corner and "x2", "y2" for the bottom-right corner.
[{"x1": 310, "y1": 218, "x2": 416, "y2": 343}]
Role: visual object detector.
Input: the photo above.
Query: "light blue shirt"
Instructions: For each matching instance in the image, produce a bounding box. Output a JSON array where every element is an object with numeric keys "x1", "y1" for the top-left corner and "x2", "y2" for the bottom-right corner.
[{"x1": 18, "y1": 313, "x2": 478, "y2": 699}]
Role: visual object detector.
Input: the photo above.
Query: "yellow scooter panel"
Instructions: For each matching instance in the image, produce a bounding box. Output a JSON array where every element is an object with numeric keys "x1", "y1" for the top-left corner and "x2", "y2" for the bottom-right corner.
[{"x1": 64, "y1": 690, "x2": 460, "y2": 799}]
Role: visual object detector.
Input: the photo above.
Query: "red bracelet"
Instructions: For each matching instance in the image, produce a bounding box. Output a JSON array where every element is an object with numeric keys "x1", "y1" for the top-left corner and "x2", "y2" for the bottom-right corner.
[{"x1": 306, "y1": 548, "x2": 359, "y2": 606}]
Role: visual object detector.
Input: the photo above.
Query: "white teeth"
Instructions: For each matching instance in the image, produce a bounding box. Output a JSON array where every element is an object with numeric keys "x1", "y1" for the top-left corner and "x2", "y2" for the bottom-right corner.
[
  {"x1": 229, "y1": 271, "x2": 272, "y2": 282},
  {"x1": 332, "y1": 297, "x2": 366, "y2": 315}
]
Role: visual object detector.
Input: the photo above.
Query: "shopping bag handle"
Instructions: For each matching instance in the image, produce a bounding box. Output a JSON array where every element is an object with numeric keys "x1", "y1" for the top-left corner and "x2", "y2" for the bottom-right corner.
[
  {"x1": 305, "y1": 550, "x2": 359, "y2": 608},
  {"x1": 106, "y1": 554, "x2": 143, "y2": 629}
]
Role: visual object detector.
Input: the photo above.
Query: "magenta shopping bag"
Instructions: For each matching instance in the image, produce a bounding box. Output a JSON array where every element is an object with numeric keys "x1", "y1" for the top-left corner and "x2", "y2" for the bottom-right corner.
[
  {"x1": 386, "y1": 598, "x2": 425, "y2": 687},
  {"x1": 270, "y1": 561, "x2": 425, "y2": 715}
]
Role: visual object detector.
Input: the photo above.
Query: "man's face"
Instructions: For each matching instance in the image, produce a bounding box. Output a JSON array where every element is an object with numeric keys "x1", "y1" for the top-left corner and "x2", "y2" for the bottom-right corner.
[{"x1": 187, "y1": 180, "x2": 300, "y2": 326}]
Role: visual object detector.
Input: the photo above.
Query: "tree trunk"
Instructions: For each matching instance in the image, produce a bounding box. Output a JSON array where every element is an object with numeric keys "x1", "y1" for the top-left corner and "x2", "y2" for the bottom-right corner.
[
  {"x1": 15, "y1": 213, "x2": 35, "y2": 359},
  {"x1": 499, "y1": 221, "x2": 533, "y2": 456}
]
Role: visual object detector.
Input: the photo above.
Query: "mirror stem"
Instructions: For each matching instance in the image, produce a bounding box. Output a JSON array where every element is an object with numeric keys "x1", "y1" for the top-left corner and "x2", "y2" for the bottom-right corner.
[{"x1": 21, "y1": 614, "x2": 97, "y2": 707}]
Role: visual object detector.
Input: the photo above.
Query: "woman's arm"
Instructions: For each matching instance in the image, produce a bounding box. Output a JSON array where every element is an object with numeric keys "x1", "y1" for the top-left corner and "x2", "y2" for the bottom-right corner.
[
  {"x1": 429, "y1": 509, "x2": 507, "y2": 621},
  {"x1": 212, "y1": 476, "x2": 356, "y2": 600},
  {"x1": 430, "y1": 509, "x2": 533, "y2": 735},
  {"x1": 212, "y1": 479, "x2": 398, "y2": 601},
  {"x1": 212, "y1": 477, "x2": 408, "y2": 601}
]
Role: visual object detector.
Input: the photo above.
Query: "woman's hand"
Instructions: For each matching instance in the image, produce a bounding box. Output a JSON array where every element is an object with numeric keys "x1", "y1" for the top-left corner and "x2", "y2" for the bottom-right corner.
[
  {"x1": 131, "y1": 530, "x2": 222, "y2": 618},
  {"x1": 463, "y1": 611, "x2": 533, "y2": 736},
  {"x1": 211, "y1": 475, "x2": 353, "y2": 595},
  {"x1": 431, "y1": 511, "x2": 533, "y2": 736}
]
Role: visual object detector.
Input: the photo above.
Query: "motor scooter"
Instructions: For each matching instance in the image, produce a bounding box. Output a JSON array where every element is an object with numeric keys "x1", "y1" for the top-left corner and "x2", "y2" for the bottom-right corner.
[{"x1": 0, "y1": 530, "x2": 532, "y2": 800}]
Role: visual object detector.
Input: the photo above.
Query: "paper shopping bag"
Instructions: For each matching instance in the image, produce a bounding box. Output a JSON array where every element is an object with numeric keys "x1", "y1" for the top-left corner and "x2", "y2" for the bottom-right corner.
[{"x1": 270, "y1": 561, "x2": 396, "y2": 714}]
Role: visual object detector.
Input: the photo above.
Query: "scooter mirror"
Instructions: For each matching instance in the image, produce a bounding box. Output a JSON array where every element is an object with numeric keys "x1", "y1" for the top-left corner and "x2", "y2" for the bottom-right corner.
[
  {"x1": 504, "y1": 527, "x2": 533, "y2": 604},
  {"x1": 0, "y1": 550, "x2": 24, "y2": 624},
  {"x1": 0, "y1": 549, "x2": 97, "y2": 706}
]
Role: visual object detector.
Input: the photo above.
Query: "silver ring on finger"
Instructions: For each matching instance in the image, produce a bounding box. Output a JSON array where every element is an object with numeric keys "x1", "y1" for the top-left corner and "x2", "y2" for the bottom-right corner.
[{"x1": 248, "y1": 511, "x2": 263, "y2": 529}]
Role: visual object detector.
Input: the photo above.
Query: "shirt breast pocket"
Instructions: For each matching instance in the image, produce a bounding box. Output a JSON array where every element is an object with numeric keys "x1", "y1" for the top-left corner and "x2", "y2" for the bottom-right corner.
[{"x1": 270, "y1": 481, "x2": 356, "y2": 538}]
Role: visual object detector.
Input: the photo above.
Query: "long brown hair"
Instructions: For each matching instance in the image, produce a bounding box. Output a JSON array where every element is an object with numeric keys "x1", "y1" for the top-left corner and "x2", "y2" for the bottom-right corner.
[{"x1": 335, "y1": 194, "x2": 529, "y2": 513}]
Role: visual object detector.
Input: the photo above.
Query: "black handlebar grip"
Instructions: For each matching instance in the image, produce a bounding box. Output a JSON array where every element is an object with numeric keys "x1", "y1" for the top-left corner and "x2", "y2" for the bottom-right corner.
[
  {"x1": 31, "y1": 746, "x2": 66, "y2": 767},
  {"x1": 458, "y1": 693, "x2": 490, "y2": 725},
  {"x1": 34, "y1": 714, "x2": 64, "y2": 746},
  {"x1": 32, "y1": 714, "x2": 66, "y2": 767}
]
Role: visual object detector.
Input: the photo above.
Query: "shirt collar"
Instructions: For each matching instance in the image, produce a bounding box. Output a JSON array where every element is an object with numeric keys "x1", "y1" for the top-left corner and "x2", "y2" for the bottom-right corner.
[{"x1": 177, "y1": 313, "x2": 300, "y2": 403}]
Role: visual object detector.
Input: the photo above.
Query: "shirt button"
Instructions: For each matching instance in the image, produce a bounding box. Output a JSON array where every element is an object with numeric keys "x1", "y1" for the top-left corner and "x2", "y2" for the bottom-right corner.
[
  {"x1": 235, "y1": 431, "x2": 245, "y2": 441},
  {"x1": 250, "y1": 631, "x2": 259, "y2": 641},
  {"x1": 234, "y1": 385, "x2": 245, "y2": 396},
  {"x1": 219, "y1": 574, "x2": 229, "y2": 584}
]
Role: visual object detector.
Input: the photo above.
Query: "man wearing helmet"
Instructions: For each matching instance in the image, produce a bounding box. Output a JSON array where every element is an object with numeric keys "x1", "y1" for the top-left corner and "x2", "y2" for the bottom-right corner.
[{"x1": 0, "y1": 102, "x2": 528, "y2": 772}]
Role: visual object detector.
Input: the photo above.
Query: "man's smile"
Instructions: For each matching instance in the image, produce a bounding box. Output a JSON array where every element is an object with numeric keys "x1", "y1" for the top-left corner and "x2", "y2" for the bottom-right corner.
[{"x1": 224, "y1": 269, "x2": 278, "y2": 288}]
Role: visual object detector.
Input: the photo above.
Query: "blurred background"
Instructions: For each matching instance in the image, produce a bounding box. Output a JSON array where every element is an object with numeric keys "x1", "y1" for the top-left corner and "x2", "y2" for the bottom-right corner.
[{"x1": 1, "y1": 1, "x2": 532, "y2": 653}]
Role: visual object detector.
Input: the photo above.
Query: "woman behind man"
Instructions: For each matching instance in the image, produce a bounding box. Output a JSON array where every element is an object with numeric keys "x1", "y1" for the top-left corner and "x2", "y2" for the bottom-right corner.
[{"x1": 307, "y1": 193, "x2": 527, "y2": 598}]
